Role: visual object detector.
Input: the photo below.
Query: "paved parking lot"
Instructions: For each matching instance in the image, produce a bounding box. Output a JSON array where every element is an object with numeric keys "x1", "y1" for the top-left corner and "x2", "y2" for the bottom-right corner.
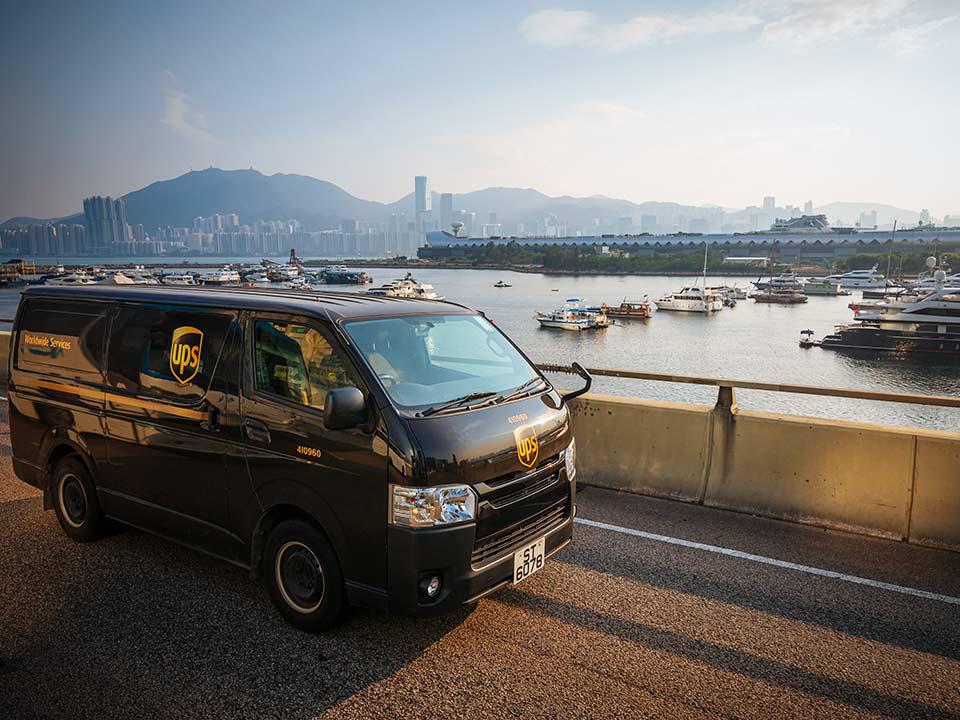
[{"x1": 2, "y1": 406, "x2": 959, "y2": 720}]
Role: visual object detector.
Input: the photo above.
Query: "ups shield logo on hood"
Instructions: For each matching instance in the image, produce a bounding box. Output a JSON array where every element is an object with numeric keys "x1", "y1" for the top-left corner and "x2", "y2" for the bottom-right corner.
[
  {"x1": 514, "y1": 423, "x2": 539, "y2": 468},
  {"x1": 169, "y1": 326, "x2": 204, "y2": 385}
]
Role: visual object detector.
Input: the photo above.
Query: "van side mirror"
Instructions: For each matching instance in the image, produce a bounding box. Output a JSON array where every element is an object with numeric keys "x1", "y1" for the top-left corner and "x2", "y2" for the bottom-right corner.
[
  {"x1": 560, "y1": 362, "x2": 592, "y2": 405},
  {"x1": 324, "y1": 386, "x2": 368, "y2": 430}
]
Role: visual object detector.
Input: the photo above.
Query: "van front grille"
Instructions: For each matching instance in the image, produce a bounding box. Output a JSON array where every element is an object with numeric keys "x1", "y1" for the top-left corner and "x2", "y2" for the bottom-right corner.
[
  {"x1": 489, "y1": 472, "x2": 560, "y2": 509},
  {"x1": 471, "y1": 499, "x2": 569, "y2": 568}
]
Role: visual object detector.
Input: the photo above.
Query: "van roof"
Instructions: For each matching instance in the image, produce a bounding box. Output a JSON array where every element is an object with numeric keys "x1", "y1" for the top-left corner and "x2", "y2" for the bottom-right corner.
[{"x1": 20, "y1": 284, "x2": 474, "y2": 322}]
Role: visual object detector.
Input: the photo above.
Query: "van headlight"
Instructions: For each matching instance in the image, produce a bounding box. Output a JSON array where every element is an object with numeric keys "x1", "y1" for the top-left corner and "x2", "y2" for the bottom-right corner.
[
  {"x1": 390, "y1": 484, "x2": 477, "y2": 527},
  {"x1": 564, "y1": 438, "x2": 577, "y2": 481}
]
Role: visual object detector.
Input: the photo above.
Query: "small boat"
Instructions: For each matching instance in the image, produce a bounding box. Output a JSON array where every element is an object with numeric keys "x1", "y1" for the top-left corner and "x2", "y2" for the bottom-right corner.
[
  {"x1": 803, "y1": 279, "x2": 849, "y2": 296},
  {"x1": 603, "y1": 297, "x2": 653, "y2": 319},
  {"x1": 753, "y1": 289, "x2": 808, "y2": 304},
  {"x1": 494, "y1": 280, "x2": 512, "y2": 288},
  {"x1": 536, "y1": 299, "x2": 609, "y2": 330},
  {"x1": 752, "y1": 273, "x2": 806, "y2": 291},
  {"x1": 161, "y1": 272, "x2": 199, "y2": 286}
]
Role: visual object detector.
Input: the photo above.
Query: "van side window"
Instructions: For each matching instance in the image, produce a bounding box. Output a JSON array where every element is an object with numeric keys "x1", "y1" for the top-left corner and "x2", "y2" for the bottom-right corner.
[
  {"x1": 253, "y1": 320, "x2": 355, "y2": 410},
  {"x1": 16, "y1": 299, "x2": 108, "y2": 378},
  {"x1": 107, "y1": 307, "x2": 232, "y2": 402}
]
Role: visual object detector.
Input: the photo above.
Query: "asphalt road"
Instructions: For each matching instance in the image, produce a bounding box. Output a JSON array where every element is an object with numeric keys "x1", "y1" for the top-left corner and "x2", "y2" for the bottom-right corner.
[{"x1": 1, "y1": 406, "x2": 959, "y2": 720}]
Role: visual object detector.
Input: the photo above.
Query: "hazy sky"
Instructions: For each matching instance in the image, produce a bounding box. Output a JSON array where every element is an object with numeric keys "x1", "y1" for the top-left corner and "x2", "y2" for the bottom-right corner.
[{"x1": 2, "y1": 0, "x2": 958, "y2": 220}]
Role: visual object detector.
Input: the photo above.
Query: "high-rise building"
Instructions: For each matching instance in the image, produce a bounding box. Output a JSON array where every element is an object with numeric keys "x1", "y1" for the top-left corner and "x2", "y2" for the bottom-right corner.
[
  {"x1": 439, "y1": 193, "x2": 453, "y2": 232},
  {"x1": 640, "y1": 214, "x2": 657, "y2": 234},
  {"x1": 414, "y1": 176, "x2": 431, "y2": 246},
  {"x1": 763, "y1": 196, "x2": 776, "y2": 211},
  {"x1": 920, "y1": 209, "x2": 930, "y2": 225},
  {"x1": 804, "y1": 200, "x2": 813, "y2": 214},
  {"x1": 83, "y1": 195, "x2": 128, "y2": 252},
  {"x1": 414, "y1": 176, "x2": 431, "y2": 213}
]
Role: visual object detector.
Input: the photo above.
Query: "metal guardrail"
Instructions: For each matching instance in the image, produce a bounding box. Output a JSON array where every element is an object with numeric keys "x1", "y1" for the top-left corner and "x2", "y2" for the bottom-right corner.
[{"x1": 537, "y1": 362, "x2": 960, "y2": 409}]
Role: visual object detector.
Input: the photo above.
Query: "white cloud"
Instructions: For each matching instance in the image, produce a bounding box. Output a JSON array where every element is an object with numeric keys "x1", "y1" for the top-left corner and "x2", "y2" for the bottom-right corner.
[
  {"x1": 519, "y1": 8, "x2": 761, "y2": 49},
  {"x1": 520, "y1": 1, "x2": 957, "y2": 54},
  {"x1": 519, "y1": 10, "x2": 596, "y2": 48},
  {"x1": 880, "y1": 15, "x2": 957, "y2": 55},
  {"x1": 161, "y1": 90, "x2": 215, "y2": 143},
  {"x1": 758, "y1": 0, "x2": 912, "y2": 49}
]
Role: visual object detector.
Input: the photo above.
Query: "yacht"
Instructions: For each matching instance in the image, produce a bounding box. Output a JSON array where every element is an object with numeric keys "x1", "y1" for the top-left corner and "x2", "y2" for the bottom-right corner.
[
  {"x1": 753, "y1": 288, "x2": 808, "y2": 304},
  {"x1": 201, "y1": 267, "x2": 242, "y2": 285},
  {"x1": 45, "y1": 270, "x2": 96, "y2": 286},
  {"x1": 160, "y1": 273, "x2": 199, "y2": 286},
  {"x1": 910, "y1": 272, "x2": 960, "y2": 291},
  {"x1": 655, "y1": 287, "x2": 724, "y2": 313},
  {"x1": 365, "y1": 273, "x2": 442, "y2": 300},
  {"x1": 817, "y1": 271, "x2": 960, "y2": 356},
  {"x1": 820, "y1": 267, "x2": 887, "y2": 289},
  {"x1": 752, "y1": 273, "x2": 805, "y2": 291}
]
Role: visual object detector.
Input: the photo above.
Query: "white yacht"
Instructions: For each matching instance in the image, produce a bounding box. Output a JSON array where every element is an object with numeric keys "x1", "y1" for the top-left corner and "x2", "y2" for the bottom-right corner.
[
  {"x1": 752, "y1": 273, "x2": 806, "y2": 291},
  {"x1": 365, "y1": 273, "x2": 442, "y2": 300},
  {"x1": 46, "y1": 270, "x2": 96, "y2": 286},
  {"x1": 201, "y1": 267, "x2": 242, "y2": 285},
  {"x1": 655, "y1": 286, "x2": 724, "y2": 313},
  {"x1": 160, "y1": 273, "x2": 199, "y2": 286},
  {"x1": 818, "y1": 272, "x2": 960, "y2": 356},
  {"x1": 911, "y1": 272, "x2": 960, "y2": 291},
  {"x1": 821, "y1": 267, "x2": 887, "y2": 288}
]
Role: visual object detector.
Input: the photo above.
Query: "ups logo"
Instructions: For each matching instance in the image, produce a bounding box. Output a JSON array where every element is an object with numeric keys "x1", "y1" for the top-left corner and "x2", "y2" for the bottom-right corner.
[
  {"x1": 514, "y1": 423, "x2": 539, "y2": 468},
  {"x1": 169, "y1": 326, "x2": 204, "y2": 385}
]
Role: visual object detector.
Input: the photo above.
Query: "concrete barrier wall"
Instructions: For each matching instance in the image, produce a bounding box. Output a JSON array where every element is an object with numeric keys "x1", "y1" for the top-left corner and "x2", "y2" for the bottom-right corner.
[{"x1": 569, "y1": 393, "x2": 960, "y2": 552}]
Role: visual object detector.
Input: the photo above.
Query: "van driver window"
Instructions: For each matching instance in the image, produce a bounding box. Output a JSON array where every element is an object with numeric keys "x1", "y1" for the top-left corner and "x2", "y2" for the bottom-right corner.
[{"x1": 253, "y1": 320, "x2": 355, "y2": 409}]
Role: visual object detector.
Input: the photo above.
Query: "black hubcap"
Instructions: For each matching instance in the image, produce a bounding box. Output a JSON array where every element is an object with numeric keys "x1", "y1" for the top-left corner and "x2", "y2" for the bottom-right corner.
[
  {"x1": 62, "y1": 476, "x2": 86, "y2": 524},
  {"x1": 279, "y1": 544, "x2": 324, "y2": 611}
]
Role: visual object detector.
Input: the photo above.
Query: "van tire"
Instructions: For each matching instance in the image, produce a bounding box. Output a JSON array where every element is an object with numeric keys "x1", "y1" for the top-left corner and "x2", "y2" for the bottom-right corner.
[
  {"x1": 264, "y1": 519, "x2": 344, "y2": 632},
  {"x1": 52, "y1": 456, "x2": 105, "y2": 542}
]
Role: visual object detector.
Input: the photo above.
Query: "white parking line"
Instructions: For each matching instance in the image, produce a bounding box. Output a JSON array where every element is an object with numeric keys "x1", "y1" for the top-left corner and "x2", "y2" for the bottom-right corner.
[{"x1": 575, "y1": 517, "x2": 960, "y2": 606}]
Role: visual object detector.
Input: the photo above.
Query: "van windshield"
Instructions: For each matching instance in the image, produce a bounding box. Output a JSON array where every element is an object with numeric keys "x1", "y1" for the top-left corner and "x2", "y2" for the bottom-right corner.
[{"x1": 343, "y1": 314, "x2": 542, "y2": 412}]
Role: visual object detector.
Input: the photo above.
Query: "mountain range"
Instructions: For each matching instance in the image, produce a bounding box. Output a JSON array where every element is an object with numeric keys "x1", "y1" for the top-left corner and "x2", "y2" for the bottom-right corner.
[{"x1": 1, "y1": 167, "x2": 927, "y2": 232}]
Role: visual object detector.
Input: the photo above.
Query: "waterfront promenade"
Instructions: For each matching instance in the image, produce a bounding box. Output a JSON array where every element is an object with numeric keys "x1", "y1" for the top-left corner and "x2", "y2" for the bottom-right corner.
[{"x1": 1, "y1": 396, "x2": 959, "y2": 718}]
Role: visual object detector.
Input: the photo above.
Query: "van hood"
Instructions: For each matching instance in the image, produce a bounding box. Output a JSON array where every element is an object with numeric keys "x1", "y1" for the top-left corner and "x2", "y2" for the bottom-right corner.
[{"x1": 404, "y1": 390, "x2": 571, "y2": 487}]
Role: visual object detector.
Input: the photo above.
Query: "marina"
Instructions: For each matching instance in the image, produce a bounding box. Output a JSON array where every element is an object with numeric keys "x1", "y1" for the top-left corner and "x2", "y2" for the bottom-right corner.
[{"x1": 0, "y1": 262, "x2": 956, "y2": 431}]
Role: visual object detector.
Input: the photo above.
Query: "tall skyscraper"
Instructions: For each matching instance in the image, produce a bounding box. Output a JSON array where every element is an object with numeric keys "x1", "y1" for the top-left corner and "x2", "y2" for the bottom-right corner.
[
  {"x1": 83, "y1": 195, "x2": 128, "y2": 252},
  {"x1": 763, "y1": 196, "x2": 776, "y2": 211},
  {"x1": 414, "y1": 176, "x2": 431, "y2": 245},
  {"x1": 439, "y1": 192, "x2": 453, "y2": 232},
  {"x1": 414, "y1": 176, "x2": 431, "y2": 213},
  {"x1": 804, "y1": 200, "x2": 813, "y2": 214}
]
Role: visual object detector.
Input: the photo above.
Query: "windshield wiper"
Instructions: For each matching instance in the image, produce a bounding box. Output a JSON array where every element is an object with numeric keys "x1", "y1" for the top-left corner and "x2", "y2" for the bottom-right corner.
[
  {"x1": 419, "y1": 391, "x2": 499, "y2": 417},
  {"x1": 497, "y1": 376, "x2": 546, "y2": 403}
]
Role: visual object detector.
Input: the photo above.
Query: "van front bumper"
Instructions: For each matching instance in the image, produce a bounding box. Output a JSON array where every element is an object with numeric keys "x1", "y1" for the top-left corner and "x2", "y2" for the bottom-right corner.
[{"x1": 386, "y1": 509, "x2": 574, "y2": 615}]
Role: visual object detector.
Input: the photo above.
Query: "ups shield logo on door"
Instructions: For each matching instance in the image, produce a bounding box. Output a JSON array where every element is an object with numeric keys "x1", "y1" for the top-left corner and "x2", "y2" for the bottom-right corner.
[
  {"x1": 514, "y1": 423, "x2": 539, "y2": 468},
  {"x1": 169, "y1": 326, "x2": 204, "y2": 385}
]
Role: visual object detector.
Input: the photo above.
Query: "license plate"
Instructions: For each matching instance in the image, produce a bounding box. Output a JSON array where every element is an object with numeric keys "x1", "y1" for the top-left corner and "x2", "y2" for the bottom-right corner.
[{"x1": 513, "y1": 536, "x2": 546, "y2": 584}]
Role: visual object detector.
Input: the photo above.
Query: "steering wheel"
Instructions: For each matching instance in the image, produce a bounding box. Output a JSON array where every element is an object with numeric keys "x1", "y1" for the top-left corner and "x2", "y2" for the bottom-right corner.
[{"x1": 379, "y1": 373, "x2": 399, "y2": 387}]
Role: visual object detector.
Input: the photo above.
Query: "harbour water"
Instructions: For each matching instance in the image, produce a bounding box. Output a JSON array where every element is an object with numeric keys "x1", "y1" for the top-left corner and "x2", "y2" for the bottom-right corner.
[{"x1": 1, "y1": 264, "x2": 957, "y2": 432}]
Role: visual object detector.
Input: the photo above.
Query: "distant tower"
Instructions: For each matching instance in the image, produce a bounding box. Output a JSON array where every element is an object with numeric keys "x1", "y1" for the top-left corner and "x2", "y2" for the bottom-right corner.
[
  {"x1": 414, "y1": 176, "x2": 431, "y2": 245},
  {"x1": 440, "y1": 192, "x2": 453, "y2": 232},
  {"x1": 763, "y1": 196, "x2": 776, "y2": 211},
  {"x1": 804, "y1": 200, "x2": 813, "y2": 215}
]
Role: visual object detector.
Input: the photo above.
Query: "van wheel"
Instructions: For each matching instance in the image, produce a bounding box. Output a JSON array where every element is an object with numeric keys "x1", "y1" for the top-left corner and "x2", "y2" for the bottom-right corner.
[
  {"x1": 52, "y1": 456, "x2": 105, "y2": 542},
  {"x1": 264, "y1": 519, "x2": 344, "y2": 632}
]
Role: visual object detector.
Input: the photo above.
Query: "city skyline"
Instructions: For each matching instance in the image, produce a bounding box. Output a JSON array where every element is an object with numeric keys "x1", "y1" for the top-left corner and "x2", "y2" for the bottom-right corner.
[{"x1": 2, "y1": 1, "x2": 959, "y2": 221}]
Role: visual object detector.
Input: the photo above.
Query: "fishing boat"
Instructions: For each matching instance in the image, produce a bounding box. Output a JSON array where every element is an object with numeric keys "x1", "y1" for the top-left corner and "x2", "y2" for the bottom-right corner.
[
  {"x1": 603, "y1": 298, "x2": 653, "y2": 319},
  {"x1": 536, "y1": 299, "x2": 609, "y2": 330}
]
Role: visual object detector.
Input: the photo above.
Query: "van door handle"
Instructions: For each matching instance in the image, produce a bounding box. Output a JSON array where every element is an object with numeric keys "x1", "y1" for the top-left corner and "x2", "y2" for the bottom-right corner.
[{"x1": 243, "y1": 418, "x2": 271, "y2": 444}]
